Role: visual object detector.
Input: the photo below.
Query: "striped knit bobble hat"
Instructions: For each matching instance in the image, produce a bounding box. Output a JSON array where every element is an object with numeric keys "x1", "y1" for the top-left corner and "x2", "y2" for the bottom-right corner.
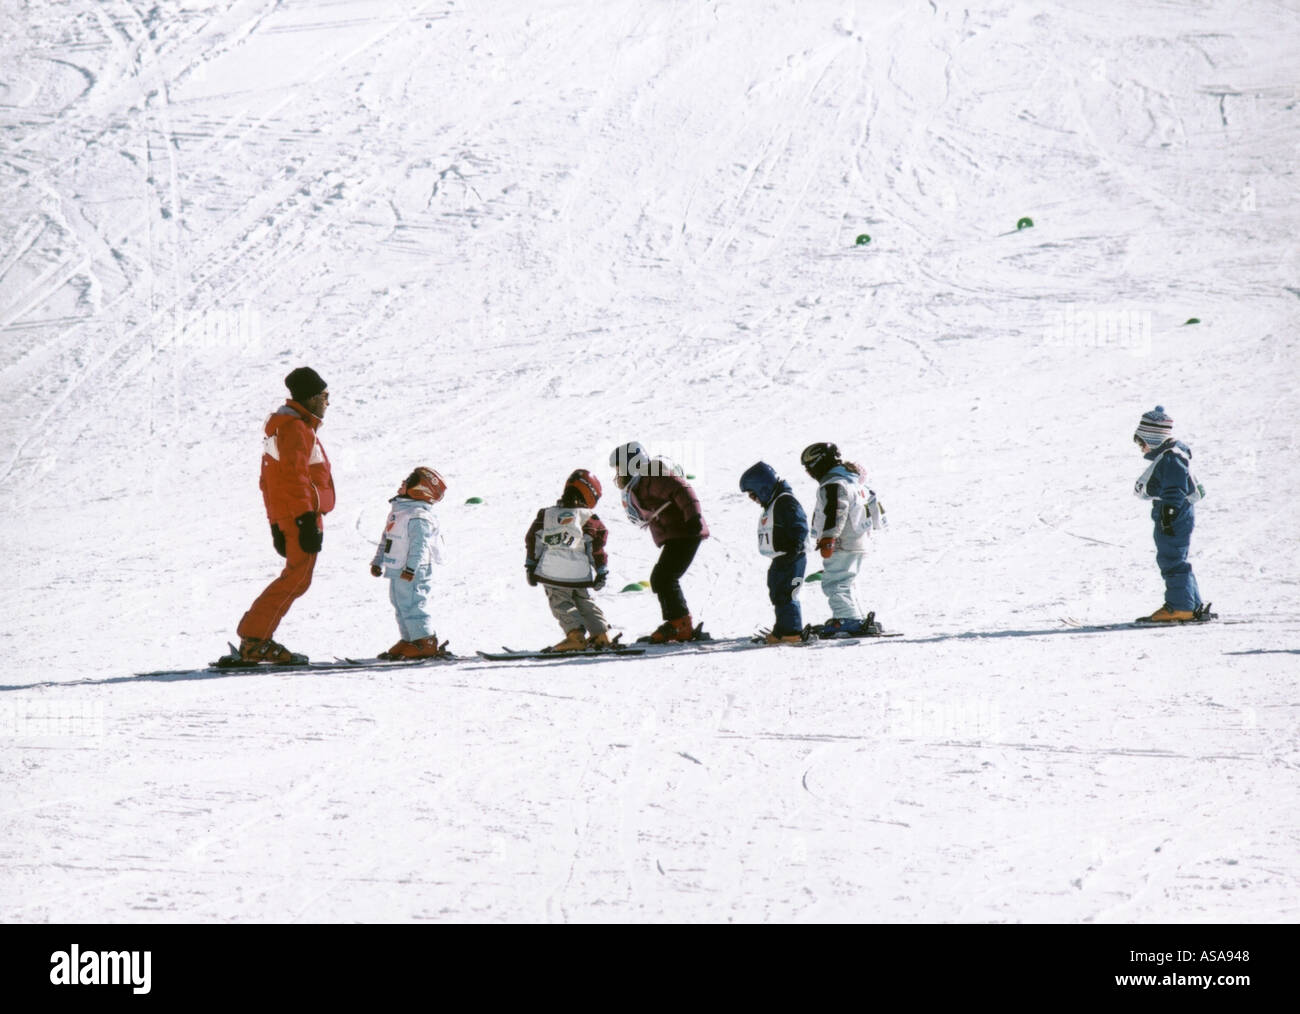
[{"x1": 1134, "y1": 405, "x2": 1173, "y2": 447}]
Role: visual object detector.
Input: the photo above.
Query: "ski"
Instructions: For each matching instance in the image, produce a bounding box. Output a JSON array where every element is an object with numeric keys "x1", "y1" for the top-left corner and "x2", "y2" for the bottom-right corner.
[
  {"x1": 135, "y1": 647, "x2": 461, "y2": 679},
  {"x1": 336, "y1": 654, "x2": 462, "y2": 668},
  {"x1": 477, "y1": 645, "x2": 645, "y2": 661},
  {"x1": 1061, "y1": 603, "x2": 1226, "y2": 631},
  {"x1": 640, "y1": 637, "x2": 746, "y2": 653},
  {"x1": 806, "y1": 630, "x2": 905, "y2": 641},
  {"x1": 635, "y1": 621, "x2": 715, "y2": 645}
]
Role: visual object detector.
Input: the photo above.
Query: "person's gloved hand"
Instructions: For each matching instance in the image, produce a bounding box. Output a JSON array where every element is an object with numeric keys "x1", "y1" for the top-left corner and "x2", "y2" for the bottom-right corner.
[
  {"x1": 1159, "y1": 504, "x2": 1177, "y2": 536},
  {"x1": 817, "y1": 537, "x2": 835, "y2": 559},
  {"x1": 295, "y1": 512, "x2": 323, "y2": 553},
  {"x1": 370, "y1": 564, "x2": 382, "y2": 577},
  {"x1": 400, "y1": 568, "x2": 415, "y2": 582},
  {"x1": 593, "y1": 569, "x2": 608, "y2": 590}
]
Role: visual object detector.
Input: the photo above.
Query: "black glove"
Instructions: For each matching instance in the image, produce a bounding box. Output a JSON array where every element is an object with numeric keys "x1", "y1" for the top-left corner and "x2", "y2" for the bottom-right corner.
[
  {"x1": 525, "y1": 564, "x2": 538, "y2": 587},
  {"x1": 270, "y1": 523, "x2": 287, "y2": 558},
  {"x1": 593, "y1": 569, "x2": 608, "y2": 590},
  {"x1": 1159, "y1": 504, "x2": 1177, "y2": 536},
  {"x1": 295, "y1": 512, "x2": 323, "y2": 553},
  {"x1": 687, "y1": 516, "x2": 704, "y2": 536}
]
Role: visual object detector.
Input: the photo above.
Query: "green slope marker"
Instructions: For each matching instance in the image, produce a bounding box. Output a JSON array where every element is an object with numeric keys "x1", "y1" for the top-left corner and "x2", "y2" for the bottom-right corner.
[
  {"x1": 1016, "y1": 217, "x2": 1034, "y2": 230},
  {"x1": 806, "y1": 571, "x2": 823, "y2": 583},
  {"x1": 855, "y1": 233, "x2": 871, "y2": 246},
  {"x1": 464, "y1": 496, "x2": 483, "y2": 504},
  {"x1": 621, "y1": 582, "x2": 644, "y2": 593},
  {"x1": 1184, "y1": 317, "x2": 1200, "y2": 325}
]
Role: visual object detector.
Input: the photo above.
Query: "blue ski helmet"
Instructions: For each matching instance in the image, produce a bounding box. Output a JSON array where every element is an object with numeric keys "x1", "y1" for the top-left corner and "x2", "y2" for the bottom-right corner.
[{"x1": 739, "y1": 461, "x2": 780, "y2": 505}]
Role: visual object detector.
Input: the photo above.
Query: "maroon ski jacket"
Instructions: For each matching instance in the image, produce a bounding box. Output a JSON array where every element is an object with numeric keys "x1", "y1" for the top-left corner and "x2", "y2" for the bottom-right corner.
[{"x1": 628, "y1": 474, "x2": 710, "y2": 548}]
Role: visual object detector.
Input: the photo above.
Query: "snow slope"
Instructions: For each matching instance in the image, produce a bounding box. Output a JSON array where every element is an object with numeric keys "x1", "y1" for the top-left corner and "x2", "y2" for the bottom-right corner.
[{"x1": 1, "y1": 0, "x2": 1297, "y2": 922}]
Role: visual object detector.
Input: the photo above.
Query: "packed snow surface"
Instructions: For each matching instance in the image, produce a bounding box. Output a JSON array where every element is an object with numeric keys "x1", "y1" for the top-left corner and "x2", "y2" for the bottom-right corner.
[{"x1": 1, "y1": 0, "x2": 1297, "y2": 922}]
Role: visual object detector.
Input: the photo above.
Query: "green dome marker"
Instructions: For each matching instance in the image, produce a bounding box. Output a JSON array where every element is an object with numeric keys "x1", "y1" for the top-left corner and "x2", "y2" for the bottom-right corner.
[
  {"x1": 464, "y1": 496, "x2": 483, "y2": 504},
  {"x1": 621, "y1": 582, "x2": 644, "y2": 593},
  {"x1": 855, "y1": 234, "x2": 871, "y2": 246},
  {"x1": 1016, "y1": 217, "x2": 1033, "y2": 230},
  {"x1": 686, "y1": 474, "x2": 696, "y2": 480},
  {"x1": 1184, "y1": 317, "x2": 1200, "y2": 325},
  {"x1": 806, "y1": 571, "x2": 823, "y2": 583}
]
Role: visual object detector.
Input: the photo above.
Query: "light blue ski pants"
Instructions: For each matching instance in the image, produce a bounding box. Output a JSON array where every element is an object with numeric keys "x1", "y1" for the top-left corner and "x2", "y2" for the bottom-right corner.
[
  {"x1": 389, "y1": 572, "x2": 436, "y2": 641},
  {"x1": 821, "y1": 550, "x2": 866, "y2": 620}
]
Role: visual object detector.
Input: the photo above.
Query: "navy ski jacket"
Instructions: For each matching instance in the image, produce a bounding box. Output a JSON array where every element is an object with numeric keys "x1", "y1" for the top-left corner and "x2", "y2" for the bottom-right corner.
[{"x1": 766, "y1": 479, "x2": 808, "y2": 554}]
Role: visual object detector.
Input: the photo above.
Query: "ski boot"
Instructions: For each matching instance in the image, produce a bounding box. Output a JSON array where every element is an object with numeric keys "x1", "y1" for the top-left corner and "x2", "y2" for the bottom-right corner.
[
  {"x1": 1136, "y1": 604, "x2": 1196, "y2": 623},
  {"x1": 586, "y1": 631, "x2": 614, "y2": 650},
  {"x1": 384, "y1": 635, "x2": 447, "y2": 659},
  {"x1": 819, "y1": 617, "x2": 854, "y2": 638},
  {"x1": 238, "y1": 636, "x2": 307, "y2": 665},
  {"x1": 546, "y1": 628, "x2": 589, "y2": 653},
  {"x1": 852, "y1": 612, "x2": 884, "y2": 636},
  {"x1": 643, "y1": 614, "x2": 695, "y2": 644},
  {"x1": 379, "y1": 640, "x2": 417, "y2": 660},
  {"x1": 764, "y1": 631, "x2": 804, "y2": 645},
  {"x1": 409, "y1": 635, "x2": 447, "y2": 658}
]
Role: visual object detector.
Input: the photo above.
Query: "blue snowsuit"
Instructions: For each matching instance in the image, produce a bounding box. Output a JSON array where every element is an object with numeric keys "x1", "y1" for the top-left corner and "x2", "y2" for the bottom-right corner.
[
  {"x1": 1135, "y1": 439, "x2": 1202, "y2": 611},
  {"x1": 741, "y1": 466, "x2": 809, "y2": 636}
]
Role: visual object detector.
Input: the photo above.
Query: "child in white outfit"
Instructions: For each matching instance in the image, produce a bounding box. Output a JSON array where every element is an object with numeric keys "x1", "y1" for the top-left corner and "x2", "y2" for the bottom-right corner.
[{"x1": 370, "y1": 467, "x2": 448, "y2": 659}]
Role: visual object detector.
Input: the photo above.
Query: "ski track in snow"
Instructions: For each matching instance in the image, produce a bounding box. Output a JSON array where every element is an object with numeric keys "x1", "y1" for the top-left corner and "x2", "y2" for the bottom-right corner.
[{"x1": 1, "y1": 0, "x2": 1299, "y2": 923}]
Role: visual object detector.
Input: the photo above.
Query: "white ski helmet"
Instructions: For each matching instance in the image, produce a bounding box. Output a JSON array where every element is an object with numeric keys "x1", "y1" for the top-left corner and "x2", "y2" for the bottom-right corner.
[{"x1": 609, "y1": 441, "x2": 649, "y2": 478}]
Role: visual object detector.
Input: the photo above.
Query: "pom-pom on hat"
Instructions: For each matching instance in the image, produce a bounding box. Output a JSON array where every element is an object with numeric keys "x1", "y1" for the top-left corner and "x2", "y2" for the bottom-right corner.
[
  {"x1": 285, "y1": 366, "x2": 327, "y2": 403},
  {"x1": 1134, "y1": 405, "x2": 1174, "y2": 448}
]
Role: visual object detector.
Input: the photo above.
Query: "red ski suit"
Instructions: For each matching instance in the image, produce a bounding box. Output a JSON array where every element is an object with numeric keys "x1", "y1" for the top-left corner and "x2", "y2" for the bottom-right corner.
[{"x1": 237, "y1": 401, "x2": 335, "y2": 641}]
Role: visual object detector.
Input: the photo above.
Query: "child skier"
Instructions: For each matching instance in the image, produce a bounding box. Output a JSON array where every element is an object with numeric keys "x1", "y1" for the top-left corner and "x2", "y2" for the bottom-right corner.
[
  {"x1": 1132, "y1": 406, "x2": 1209, "y2": 622},
  {"x1": 739, "y1": 461, "x2": 808, "y2": 644},
  {"x1": 369, "y1": 467, "x2": 449, "y2": 659},
  {"x1": 801, "y1": 442, "x2": 887, "y2": 636},
  {"x1": 610, "y1": 441, "x2": 710, "y2": 643},
  {"x1": 525, "y1": 469, "x2": 613, "y2": 652}
]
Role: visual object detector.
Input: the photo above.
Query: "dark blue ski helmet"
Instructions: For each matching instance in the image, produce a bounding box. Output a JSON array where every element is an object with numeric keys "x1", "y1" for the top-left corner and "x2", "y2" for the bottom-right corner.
[{"x1": 739, "y1": 461, "x2": 780, "y2": 505}]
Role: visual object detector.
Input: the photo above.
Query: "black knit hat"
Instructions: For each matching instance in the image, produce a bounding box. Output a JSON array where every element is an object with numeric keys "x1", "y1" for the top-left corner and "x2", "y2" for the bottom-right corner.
[{"x1": 285, "y1": 366, "x2": 327, "y2": 403}]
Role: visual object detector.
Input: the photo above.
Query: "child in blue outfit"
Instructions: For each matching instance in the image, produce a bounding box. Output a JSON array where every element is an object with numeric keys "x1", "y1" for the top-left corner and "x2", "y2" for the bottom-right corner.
[
  {"x1": 1132, "y1": 407, "x2": 1207, "y2": 622},
  {"x1": 370, "y1": 467, "x2": 448, "y2": 657},
  {"x1": 740, "y1": 461, "x2": 808, "y2": 643}
]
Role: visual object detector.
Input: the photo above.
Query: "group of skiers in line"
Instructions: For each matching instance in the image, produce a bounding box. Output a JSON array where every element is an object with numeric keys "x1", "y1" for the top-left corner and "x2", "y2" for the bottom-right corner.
[
  {"x1": 510, "y1": 439, "x2": 888, "y2": 656},
  {"x1": 231, "y1": 368, "x2": 1207, "y2": 665}
]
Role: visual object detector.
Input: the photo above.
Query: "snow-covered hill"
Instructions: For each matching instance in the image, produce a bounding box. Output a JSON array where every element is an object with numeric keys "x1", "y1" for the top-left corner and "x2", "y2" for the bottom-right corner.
[{"x1": 1, "y1": 0, "x2": 1297, "y2": 922}]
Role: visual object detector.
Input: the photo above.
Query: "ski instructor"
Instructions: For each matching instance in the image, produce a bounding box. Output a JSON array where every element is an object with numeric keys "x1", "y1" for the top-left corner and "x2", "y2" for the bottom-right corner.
[{"x1": 234, "y1": 367, "x2": 335, "y2": 663}]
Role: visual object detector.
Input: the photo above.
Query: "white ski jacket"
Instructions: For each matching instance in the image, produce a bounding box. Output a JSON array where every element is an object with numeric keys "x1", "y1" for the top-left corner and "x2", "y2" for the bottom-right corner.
[
  {"x1": 810, "y1": 465, "x2": 884, "y2": 553},
  {"x1": 371, "y1": 497, "x2": 445, "y2": 577}
]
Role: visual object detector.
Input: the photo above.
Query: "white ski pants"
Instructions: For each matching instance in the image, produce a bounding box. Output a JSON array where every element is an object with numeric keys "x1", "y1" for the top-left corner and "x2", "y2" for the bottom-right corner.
[{"x1": 821, "y1": 550, "x2": 866, "y2": 620}]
